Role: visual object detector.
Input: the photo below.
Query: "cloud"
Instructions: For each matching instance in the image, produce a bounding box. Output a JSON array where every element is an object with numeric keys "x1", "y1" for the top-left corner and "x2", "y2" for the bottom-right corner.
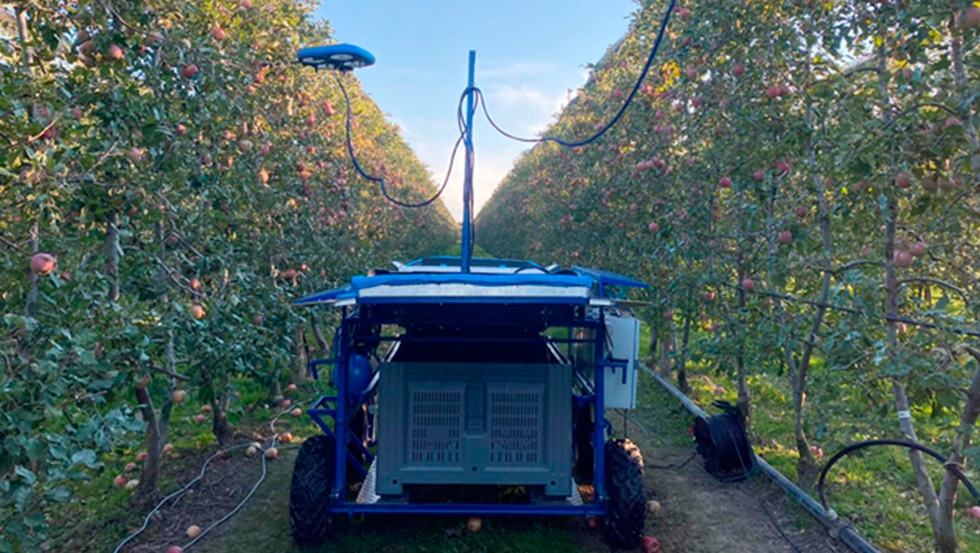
[{"x1": 479, "y1": 61, "x2": 559, "y2": 79}]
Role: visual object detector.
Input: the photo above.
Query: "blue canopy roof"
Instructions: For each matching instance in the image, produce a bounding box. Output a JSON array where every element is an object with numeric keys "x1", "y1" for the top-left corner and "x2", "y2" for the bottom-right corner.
[{"x1": 294, "y1": 259, "x2": 647, "y2": 307}]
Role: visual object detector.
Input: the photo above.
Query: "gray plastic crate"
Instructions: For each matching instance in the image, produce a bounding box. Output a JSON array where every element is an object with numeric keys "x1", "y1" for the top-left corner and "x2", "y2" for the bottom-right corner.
[{"x1": 377, "y1": 362, "x2": 572, "y2": 496}]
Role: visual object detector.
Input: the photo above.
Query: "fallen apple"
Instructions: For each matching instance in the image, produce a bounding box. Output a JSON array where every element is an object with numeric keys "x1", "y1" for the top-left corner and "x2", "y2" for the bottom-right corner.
[
  {"x1": 264, "y1": 447, "x2": 279, "y2": 460},
  {"x1": 969, "y1": 505, "x2": 980, "y2": 520},
  {"x1": 125, "y1": 462, "x2": 137, "y2": 472},
  {"x1": 125, "y1": 479, "x2": 139, "y2": 490},
  {"x1": 186, "y1": 525, "x2": 203, "y2": 539},
  {"x1": 201, "y1": 404, "x2": 212, "y2": 414},
  {"x1": 163, "y1": 443, "x2": 174, "y2": 454},
  {"x1": 136, "y1": 451, "x2": 148, "y2": 462},
  {"x1": 642, "y1": 536, "x2": 662, "y2": 553},
  {"x1": 467, "y1": 516, "x2": 482, "y2": 533},
  {"x1": 291, "y1": 408, "x2": 303, "y2": 418},
  {"x1": 113, "y1": 474, "x2": 128, "y2": 487},
  {"x1": 647, "y1": 499, "x2": 662, "y2": 516},
  {"x1": 194, "y1": 414, "x2": 206, "y2": 423},
  {"x1": 286, "y1": 383, "x2": 298, "y2": 392},
  {"x1": 246, "y1": 446, "x2": 259, "y2": 457},
  {"x1": 172, "y1": 390, "x2": 187, "y2": 404}
]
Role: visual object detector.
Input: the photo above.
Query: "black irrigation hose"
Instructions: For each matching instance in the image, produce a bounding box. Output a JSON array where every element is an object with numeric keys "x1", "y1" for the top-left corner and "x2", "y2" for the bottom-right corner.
[{"x1": 817, "y1": 438, "x2": 980, "y2": 514}]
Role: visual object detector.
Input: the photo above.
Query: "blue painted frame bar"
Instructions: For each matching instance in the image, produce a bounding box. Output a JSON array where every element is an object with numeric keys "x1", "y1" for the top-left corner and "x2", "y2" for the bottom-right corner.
[{"x1": 330, "y1": 503, "x2": 606, "y2": 518}]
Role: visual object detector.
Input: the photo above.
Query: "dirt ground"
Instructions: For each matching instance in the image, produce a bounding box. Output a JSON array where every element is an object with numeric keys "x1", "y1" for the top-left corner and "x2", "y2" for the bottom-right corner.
[{"x1": 112, "y1": 385, "x2": 846, "y2": 553}]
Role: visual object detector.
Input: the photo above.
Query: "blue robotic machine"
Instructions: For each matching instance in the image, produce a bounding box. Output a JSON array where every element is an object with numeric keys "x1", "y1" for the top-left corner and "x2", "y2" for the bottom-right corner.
[{"x1": 291, "y1": 43, "x2": 653, "y2": 549}]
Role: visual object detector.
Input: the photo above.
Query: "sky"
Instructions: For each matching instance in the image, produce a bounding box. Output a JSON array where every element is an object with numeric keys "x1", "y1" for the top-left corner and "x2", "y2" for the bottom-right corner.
[{"x1": 313, "y1": 0, "x2": 638, "y2": 222}]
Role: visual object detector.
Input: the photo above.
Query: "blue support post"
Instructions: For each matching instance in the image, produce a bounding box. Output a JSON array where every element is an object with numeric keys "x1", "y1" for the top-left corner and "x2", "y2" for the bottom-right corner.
[
  {"x1": 461, "y1": 51, "x2": 476, "y2": 274},
  {"x1": 594, "y1": 316, "x2": 606, "y2": 502},
  {"x1": 333, "y1": 318, "x2": 348, "y2": 501}
]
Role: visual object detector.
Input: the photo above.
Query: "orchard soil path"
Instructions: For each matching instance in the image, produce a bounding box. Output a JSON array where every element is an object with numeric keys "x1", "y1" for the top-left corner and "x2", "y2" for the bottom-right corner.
[{"x1": 112, "y1": 383, "x2": 843, "y2": 553}]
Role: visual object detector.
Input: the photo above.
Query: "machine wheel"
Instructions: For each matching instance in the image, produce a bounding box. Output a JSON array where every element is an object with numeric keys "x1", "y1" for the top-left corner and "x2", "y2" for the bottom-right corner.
[
  {"x1": 290, "y1": 434, "x2": 336, "y2": 547},
  {"x1": 602, "y1": 438, "x2": 646, "y2": 549}
]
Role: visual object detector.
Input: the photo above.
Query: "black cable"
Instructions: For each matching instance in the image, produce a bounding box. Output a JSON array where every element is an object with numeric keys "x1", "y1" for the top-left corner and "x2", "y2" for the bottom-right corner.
[
  {"x1": 335, "y1": 75, "x2": 468, "y2": 209},
  {"x1": 817, "y1": 438, "x2": 980, "y2": 514},
  {"x1": 471, "y1": 0, "x2": 677, "y2": 148},
  {"x1": 647, "y1": 451, "x2": 697, "y2": 470},
  {"x1": 760, "y1": 494, "x2": 805, "y2": 553}
]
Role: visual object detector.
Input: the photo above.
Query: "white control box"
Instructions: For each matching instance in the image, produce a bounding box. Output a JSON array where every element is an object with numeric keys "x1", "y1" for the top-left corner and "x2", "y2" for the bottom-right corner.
[{"x1": 603, "y1": 315, "x2": 640, "y2": 409}]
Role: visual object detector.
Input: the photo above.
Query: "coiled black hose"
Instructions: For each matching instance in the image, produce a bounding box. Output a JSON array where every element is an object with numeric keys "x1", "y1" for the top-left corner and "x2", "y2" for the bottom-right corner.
[{"x1": 694, "y1": 401, "x2": 754, "y2": 482}]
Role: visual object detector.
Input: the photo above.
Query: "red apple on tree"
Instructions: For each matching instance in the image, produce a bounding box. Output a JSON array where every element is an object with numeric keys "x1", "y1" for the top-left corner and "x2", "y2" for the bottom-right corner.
[
  {"x1": 106, "y1": 44, "x2": 124, "y2": 62},
  {"x1": 125, "y1": 147, "x2": 143, "y2": 164},
  {"x1": 909, "y1": 241, "x2": 928, "y2": 257},
  {"x1": 894, "y1": 250, "x2": 913, "y2": 268},
  {"x1": 894, "y1": 172, "x2": 911, "y2": 189},
  {"x1": 30, "y1": 253, "x2": 56, "y2": 276}
]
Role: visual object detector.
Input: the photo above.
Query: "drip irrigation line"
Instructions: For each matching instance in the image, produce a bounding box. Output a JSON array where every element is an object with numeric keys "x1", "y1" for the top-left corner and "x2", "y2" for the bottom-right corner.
[
  {"x1": 816, "y1": 438, "x2": 980, "y2": 514},
  {"x1": 335, "y1": 75, "x2": 468, "y2": 209},
  {"x1": 759, "y1": 494, "x2": 805, "y2": 553},
  {"x1": 646, "y1": 451, "x2": 697, "y2": 471},
  {"x1": 472, "y1": 0, "x2": 677, "y2": 148},
  {"x1": 112, "y1": 444, "x2": 250, "y2": 553},
  {"x1": 716, "y1": 281, "x2": 980, "y2": 339},
  {"x1": 113, "y1": 401, "x2": 309, "y2": 552}
]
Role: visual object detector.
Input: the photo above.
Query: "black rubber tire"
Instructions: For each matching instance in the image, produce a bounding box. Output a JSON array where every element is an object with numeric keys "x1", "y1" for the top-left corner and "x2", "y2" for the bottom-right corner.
[
  {"x1": 290, "y1": 434, "x2": 336, "y2": 548},
  {"x1": 602, "y1": 438, "x2": 646, "y2": 549}
]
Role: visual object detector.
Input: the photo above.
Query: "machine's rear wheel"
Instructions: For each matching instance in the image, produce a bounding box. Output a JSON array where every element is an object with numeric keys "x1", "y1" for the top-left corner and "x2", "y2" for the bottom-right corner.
[
  {"x1": 602, "y1": 438, "x2": 646, "y2": 549},
  {"x1": 290, "y1": 434, "x2": 336, "y2": 547}
]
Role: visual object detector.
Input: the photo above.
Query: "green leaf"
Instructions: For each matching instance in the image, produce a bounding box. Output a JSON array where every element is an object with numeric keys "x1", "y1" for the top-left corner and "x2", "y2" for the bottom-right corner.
[
  {"x1": 70, "y1": 449, "x2": 100, "y2": 469},
  {"x1": 14, "y1": 465, "x2": 36, "y2": 486}
]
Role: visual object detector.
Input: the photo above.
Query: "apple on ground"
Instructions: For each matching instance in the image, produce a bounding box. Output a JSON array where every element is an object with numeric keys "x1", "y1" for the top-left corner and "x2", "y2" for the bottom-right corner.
[
  {"x1": 163, "y1": 443, "x2": 174, "y2": 454},
  {"x1": 136, "y1": 451, "x2": 148, "y2": 462},
  {"x1": 186, "y1": 525, "x2": 203, "y2": 539},
  {"x1": 647, "y1": 500, "x2": 662, "y2": 516},
  {"x1": 125, "y1": 462, "x2": 137, "y2": 472},
  {"x1": 194, "y1": 414, "x2": 206, "y2": 423},
  {"x1": 113, "y1": 474, "x2": 128, "y2": 487},
  {"x1": 166, "y1": 547, "x2": 184, "y2": 553},
  {"x1": 969, "y1": 505, "x2": 980, "y2": 521},
  {"x1": 286, "y1": 383, "x2": 298, "y2": 392},
  {"x1": 264, "y1": 447, "x2": 278, "y2": 460},
  {"x1": 125, "y1": 479, "x2": 140, "y2": 490},
  {"x1": 467, "y1": 517, "x2": 482, "y2": 533},
  {"x1": 291, "y1": 408, "x2": 303, "y2": 418},
  {"x1": 778, "y1": 230, "x2": 794, "y2": 245},
  {"x1": 172, "y1": 390, "x2": 187, "y2": 403},
  {"x1": 741, "y1": 279, "x2": 755, "y2": 291},
  {"x1": 201, "y1": 404, "x2": 212, "y2": 413},
  {"x1": 642, "y1": 536, "x2": 662, "y2": 553}
]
